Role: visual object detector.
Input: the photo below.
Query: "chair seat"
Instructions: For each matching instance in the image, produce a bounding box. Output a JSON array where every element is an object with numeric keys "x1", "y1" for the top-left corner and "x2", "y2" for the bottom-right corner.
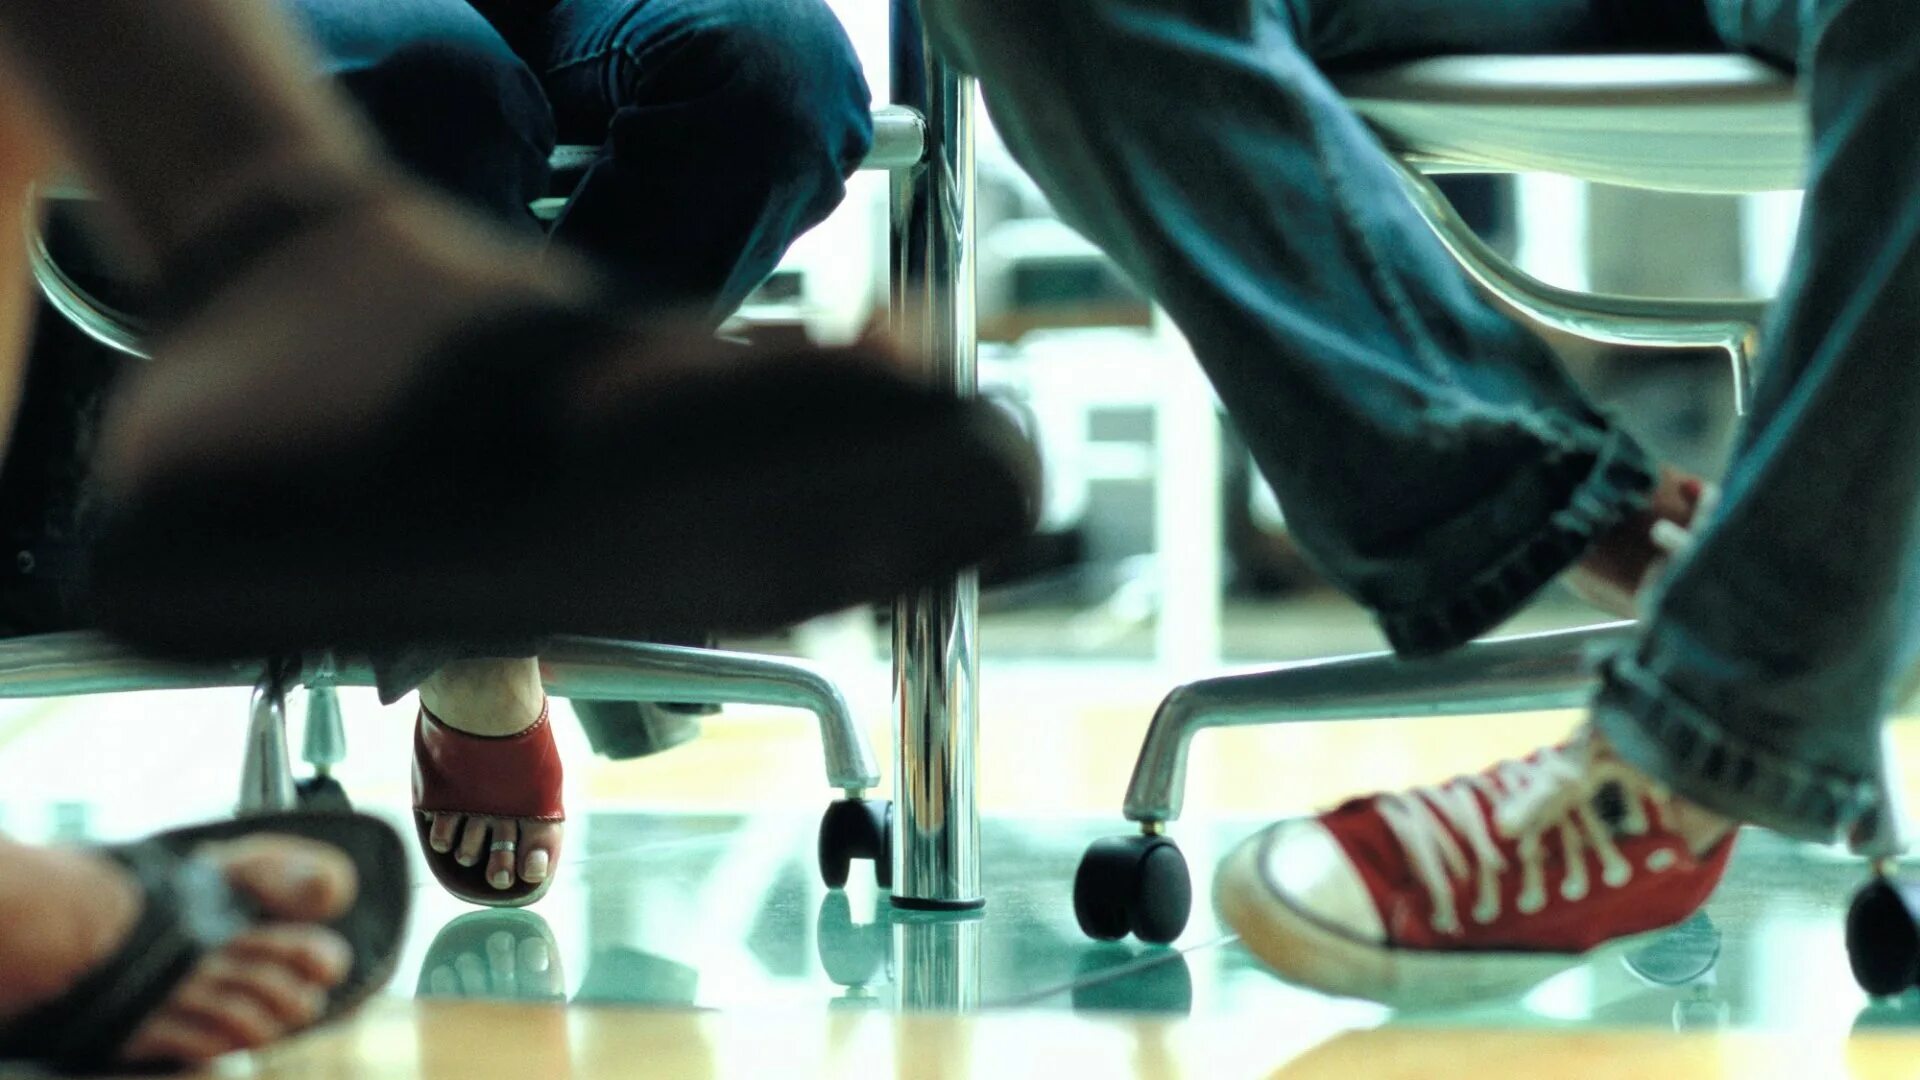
[{"x1": 1332, "y1": 54, "x2": 1807, "y2": 194}]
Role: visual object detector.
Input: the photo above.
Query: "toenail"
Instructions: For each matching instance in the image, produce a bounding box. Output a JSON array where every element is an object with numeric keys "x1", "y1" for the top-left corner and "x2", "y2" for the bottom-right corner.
[
  {"x1": 457, "y1": 853, "x2": 477, "y2": 867},
  {"x1": 431, "y1": 836, "x2": 451, "y2": 853},
  {"x1": 523, "y1": 850, "x2": 549, "y2": 883},
  {"x1": 491, "y1": 869, "x2": 513, "y2": 889},
  {"x1": 310, "y1": 934, "x2": 353, "y2": 978},
  {"x1": 275, "y1": 854, "x2": 327, "y2": 893},
  {"x1": 298, "y1": 984, "x2": 327, "y2": 1018}
]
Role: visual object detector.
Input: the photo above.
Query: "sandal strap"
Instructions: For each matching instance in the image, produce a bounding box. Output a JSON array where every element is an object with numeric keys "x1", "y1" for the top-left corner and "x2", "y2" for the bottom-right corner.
[
  {"x1": 413, "y1": 700, "x2": 566, "y2": 821},
  {"x1": 0, "y1": 842, "x2": 253, "y2": 1072}
]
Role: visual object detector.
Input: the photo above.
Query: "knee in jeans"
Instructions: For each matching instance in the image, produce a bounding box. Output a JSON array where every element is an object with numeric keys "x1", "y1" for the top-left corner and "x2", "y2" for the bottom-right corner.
[
  {"x1": 680, "y1": 3, "x2": 875, "y2": 183},
  {"x1": 344, "y1": 33, "x2": 554, "y2": 163}
]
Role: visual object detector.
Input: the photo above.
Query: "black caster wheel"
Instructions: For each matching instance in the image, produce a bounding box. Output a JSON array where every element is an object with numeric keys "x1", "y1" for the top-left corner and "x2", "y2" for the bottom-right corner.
[
  {"x1": 1073, "y1": 834, "x2": 1191, "y2": 945},
  {"x1": 1847, "y1": 876, "x2": 1920, "y2": 996},
  {"x1": 819, "y1": 799, "x2": 892, "y2": 890},
  {"x1": 295, "y1": 774, "x2": 352, "y2": 813}
]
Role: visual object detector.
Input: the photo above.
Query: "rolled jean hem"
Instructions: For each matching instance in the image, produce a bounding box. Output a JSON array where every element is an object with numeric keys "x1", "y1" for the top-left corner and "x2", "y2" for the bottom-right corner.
[
  {"x1": 1592, "y1": 650, "x2": 1881, "y2": 844},
  {"x1": 1375, "y1": 425, "x2": 1657, "y2": 657}
]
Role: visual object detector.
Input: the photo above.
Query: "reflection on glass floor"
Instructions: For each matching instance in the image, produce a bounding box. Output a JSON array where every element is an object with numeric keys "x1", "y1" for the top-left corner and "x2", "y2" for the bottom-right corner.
[{"x1": 311, "y1": 809, "x2": 1913, "y2": 1040}]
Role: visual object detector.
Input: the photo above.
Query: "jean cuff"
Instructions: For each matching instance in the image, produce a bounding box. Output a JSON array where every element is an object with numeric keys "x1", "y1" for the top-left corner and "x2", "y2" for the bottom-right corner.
[
  {"x1": 1592, "y1": 649, "x2": 1881, "y2": 843},
  {"x1": 1375, "y1": 423, "x2": 1657, "y2": 657}
]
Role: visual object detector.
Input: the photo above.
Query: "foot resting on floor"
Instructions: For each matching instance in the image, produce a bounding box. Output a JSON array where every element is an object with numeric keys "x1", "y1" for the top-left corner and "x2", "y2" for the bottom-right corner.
[
  {"x1": 0, "y1": 834, "x2": 358, "y2": 1069},
  {"x1": 1214, "y1": 729, "x2": 1736, "y2": 1007},
  {"x1": 416, "y1": 657, "x2": 564, "y2": 905}
]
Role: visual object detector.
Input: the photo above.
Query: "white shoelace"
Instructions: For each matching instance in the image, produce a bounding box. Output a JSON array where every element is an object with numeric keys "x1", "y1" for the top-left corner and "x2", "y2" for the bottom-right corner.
[{"x1": 1374, "y1": 739, "x2": 1672, "y2": 936}]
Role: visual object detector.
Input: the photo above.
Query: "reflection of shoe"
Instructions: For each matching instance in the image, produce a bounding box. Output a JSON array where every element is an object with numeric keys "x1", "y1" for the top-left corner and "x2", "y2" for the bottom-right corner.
[
  {"x1": 418, "y1": 910, "x2": 566, "y2": 1004},
  {"x1": 1215, "y1": 733, "x2": 1734, "y2": 1007},
  {"x1": 572, "y1": 947, "x2": 699, "y2": 1007},
  {"x1": 413, "y1": 703, "x2": 563, "y2": 908}
]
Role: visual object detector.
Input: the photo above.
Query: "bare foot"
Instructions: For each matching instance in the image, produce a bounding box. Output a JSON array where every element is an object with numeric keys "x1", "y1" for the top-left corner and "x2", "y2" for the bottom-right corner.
[
  {"x1": 0, "y1": 835, "x2": 358, "y2": 1067},
  {"x1": 419, "y1": 658, "x2": 565, "y2": 894},
  {"x1": 1567, "y1": 467, "x2": 1710, "y2": 617}
]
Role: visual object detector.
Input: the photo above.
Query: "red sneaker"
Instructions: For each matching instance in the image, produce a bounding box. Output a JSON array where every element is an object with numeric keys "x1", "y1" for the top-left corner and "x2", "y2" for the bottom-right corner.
[
  {"x1": 1214, "y1": 733, "x2": 1735, "y2": 1006},
  {"x1": 1567, "y1": 472, "x2": 1716, "y2": 618}
]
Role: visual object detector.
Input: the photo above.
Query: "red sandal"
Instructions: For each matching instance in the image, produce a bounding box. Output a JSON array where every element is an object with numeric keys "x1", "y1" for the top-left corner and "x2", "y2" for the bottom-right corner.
[{"x1": 412, "y1": 700, "x2": 564, "y2": 908}]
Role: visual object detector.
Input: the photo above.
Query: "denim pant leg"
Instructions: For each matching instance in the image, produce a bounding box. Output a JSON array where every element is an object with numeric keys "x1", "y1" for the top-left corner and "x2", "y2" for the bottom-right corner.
[
  {"x1": 528, "y1": 0, "x2": 874, "y2": 322},
  {"x1": 921, "y1": 0, "x2": 1675, "y2": 656},
  {"x1": 1596, "y1": 0, "x2": 1920, "y2": 841},
  {"x1": 283, "y1": 0, "x2": 556, "y2": 225}
]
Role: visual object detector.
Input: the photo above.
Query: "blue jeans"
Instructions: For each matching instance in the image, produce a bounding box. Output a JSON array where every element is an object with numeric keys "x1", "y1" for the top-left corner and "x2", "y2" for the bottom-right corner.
[
  {"x1": 924, "y1": 0, "x2": 1916, "y2": 842},
  {"x1": 288, "y1": 0, "x2": 874, "y2": 321}
]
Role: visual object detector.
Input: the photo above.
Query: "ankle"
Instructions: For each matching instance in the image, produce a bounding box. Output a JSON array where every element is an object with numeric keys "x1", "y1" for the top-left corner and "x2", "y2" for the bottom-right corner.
[{"x1": 420, "y1": 658, "x2": 544, "y2": 737}]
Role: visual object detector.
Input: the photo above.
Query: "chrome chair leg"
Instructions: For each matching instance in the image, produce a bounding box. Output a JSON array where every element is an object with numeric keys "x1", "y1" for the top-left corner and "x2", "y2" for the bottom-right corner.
[
  {"x1": 1075, "y1": 622, "x2": 1634, "y2": 944},
  {"x1": 889, "y1": 0, "x2": 985, "y2": 913},
  {"x1": 1124, "y1": 621, "x2": 1635, "y2": 824},
  {"x1": 238, "y1": 662, "x2": 296, "y2": 815},
  {"x1": 539, "y1": 637, "x2": 879, "y2": 792},
  {"x1": 1390, "y1": 161, "x2": 1765, "y2": 414},
  {"x1": 301, "y1": 681, "x2": 347, "y2": 776}
]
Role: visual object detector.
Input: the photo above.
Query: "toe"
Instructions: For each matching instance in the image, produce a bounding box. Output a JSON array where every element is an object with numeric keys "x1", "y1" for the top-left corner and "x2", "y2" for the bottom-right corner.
[
  {"x1": 427, "y1": 965, "x2": 460, "y2": 997},
  {"x1": 518, "y1": 937, "x2": 559, "y2": 996},
  {"x1": 191, "y1": 952, "x2": 328, "y2": 1027},
  {"x1": 455, "y1": 816, "x2": 490, "y2": 869},
  {"x1": 520, "y1": 821, "x2": 562, "y2": 886},
  {"x1": 226, "y1": 925, "x2": 353, "y2": 987},
  {"x1": 206, "y1": 835, "x2": 357, "y2": 922},
  {"x1": 485, "y1": 820, "x2": 519, "y2": 892},
  {"x1": 161, "y1": 980, "x2": 289, "y2": 1049},
  {"x1": 454, "y1": 952, "x2": 488, "y2": 996},
  {"x1": 430, "y1": 813, "x2": 461, "y2": 855},
  {"x1": 119, "y1": 1015, "x2": 235, "y2": 1066},
  {"x1": 518, "y1": 936, "x2": 550, "y2": 976},
  {"x1": 486, "y1": 931, "x2": 517, "y2": 990}
]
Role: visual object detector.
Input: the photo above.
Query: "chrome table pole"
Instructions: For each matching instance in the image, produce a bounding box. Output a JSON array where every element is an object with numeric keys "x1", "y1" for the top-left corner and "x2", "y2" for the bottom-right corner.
[{"x1": 889, "y1": 0, "x2": 983, "y2": 911}]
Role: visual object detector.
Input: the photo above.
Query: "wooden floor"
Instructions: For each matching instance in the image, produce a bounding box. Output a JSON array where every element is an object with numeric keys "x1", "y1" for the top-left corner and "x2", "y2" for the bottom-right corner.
[{"x1": 211, "y1": 999, "x2": 1920, "y2": 1080}]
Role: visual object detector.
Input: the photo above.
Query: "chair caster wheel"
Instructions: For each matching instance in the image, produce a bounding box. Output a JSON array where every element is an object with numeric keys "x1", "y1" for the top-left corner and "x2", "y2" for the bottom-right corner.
[
  {"x1": 1848, "y1": 875, "x2": 1920, "y2": 996},
  {"x1": 819, "y1": 798, "x2": 892, "y2": 890},
  {"x1": 1073, "y1": 833, "x2": 1190, "y2": 945},
  {"x1": 295, "y1": 774, "x2": 351, "y2": 813},
  {"x1": 816, "y1": 892, "x2": 890, "y2": 987}
]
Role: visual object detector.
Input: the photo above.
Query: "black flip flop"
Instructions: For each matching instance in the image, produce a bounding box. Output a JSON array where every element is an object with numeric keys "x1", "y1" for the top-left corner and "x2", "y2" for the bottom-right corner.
[
  {"x1": 85, "y1": 305, "x2": 1039, "y2": 662},
  {"x1": 0, "y1": 811, "x2": 410, "y2": 1074}
]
